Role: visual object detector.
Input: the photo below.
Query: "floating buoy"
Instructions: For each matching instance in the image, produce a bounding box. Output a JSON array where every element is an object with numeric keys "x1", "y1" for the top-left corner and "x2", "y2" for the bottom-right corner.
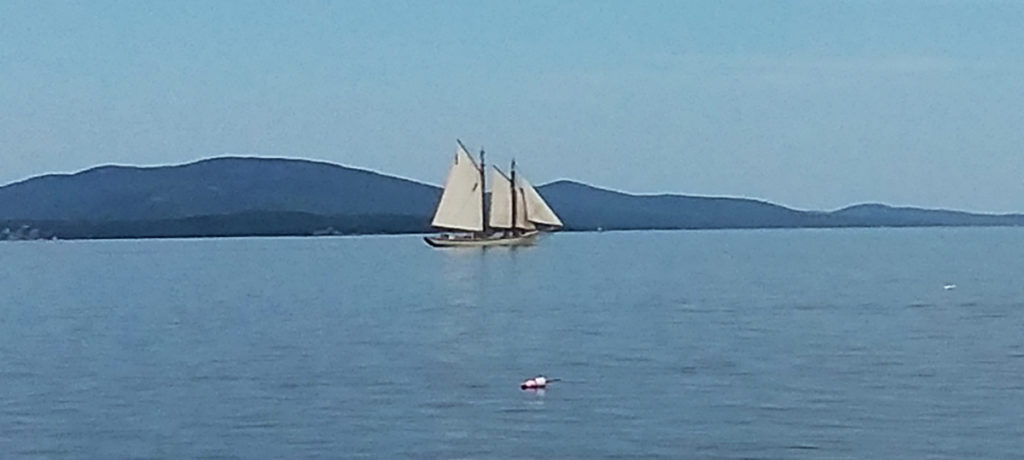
[{"x1": 521, "y1": 375, "x2": 560, "y2": 390}]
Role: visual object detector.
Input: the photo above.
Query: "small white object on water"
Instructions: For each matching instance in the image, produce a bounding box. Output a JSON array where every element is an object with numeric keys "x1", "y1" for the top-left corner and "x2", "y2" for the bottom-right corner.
[
  {"x1": 521, "y1": 375, "x2": 558, "y2": 390},
  {"x1": 943, "y1": 283, "x2": 957, "y2": 291}
]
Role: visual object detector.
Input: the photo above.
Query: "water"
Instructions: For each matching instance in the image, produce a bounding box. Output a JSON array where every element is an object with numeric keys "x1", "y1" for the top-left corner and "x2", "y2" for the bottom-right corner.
[{"x1": 2, "y1": 228, "x2": 1023, "y2": 458}]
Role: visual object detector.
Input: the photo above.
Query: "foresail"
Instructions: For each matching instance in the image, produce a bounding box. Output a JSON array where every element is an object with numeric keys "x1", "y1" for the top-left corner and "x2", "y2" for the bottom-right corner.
[
  {"x1": 515, "y1": 186, "x2": 536, "y2": 230},
  {"x1": 431, "y1": 145, "x2": 483, "y2": 232},
  {"x1": 520, "y1": 176, "x2": 563, "y2": 228}
]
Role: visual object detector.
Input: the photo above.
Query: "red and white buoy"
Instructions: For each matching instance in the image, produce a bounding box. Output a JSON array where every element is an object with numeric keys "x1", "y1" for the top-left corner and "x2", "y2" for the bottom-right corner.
[{"x1": 520, "y1": 375, "x2": 559, "y2": 390}]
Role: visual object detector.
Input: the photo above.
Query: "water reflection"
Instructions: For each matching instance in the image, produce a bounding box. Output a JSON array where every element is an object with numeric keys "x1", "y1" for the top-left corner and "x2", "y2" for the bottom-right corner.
[{"x1": 522, "y1": 388, "x2": 546, "y2": 397}]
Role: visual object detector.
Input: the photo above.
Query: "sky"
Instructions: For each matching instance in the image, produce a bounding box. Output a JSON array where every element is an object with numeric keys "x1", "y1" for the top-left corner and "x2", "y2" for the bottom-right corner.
[{"x1": 2, "y1": 0, "x2": 1023, "y2": 212}]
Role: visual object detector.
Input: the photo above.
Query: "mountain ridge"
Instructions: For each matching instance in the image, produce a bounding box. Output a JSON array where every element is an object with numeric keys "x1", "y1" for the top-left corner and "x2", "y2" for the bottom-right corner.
[{"x1": 1, "y1": 156, "x2": 1022, "y2": 240}]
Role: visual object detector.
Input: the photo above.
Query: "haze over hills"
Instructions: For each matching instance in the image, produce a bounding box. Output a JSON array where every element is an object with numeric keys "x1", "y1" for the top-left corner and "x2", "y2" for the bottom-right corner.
[{"x1": 1, "y1": 157, "x2": 1022, "y2": 240}]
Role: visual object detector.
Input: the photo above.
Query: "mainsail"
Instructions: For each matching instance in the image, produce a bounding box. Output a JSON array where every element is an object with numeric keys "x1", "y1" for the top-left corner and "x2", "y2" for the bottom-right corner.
[
  {"x1": 488, "y1": 169, "x2": 513, "y2": 229},
  {"x1": 489, "y1": 168, "x2": 534, "y2": 230},
  {"x1": 431, "y1": 144, "x2": 483, "y2": 232}
]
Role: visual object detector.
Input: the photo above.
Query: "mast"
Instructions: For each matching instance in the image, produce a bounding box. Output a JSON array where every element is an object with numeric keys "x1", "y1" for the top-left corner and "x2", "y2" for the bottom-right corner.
[
  {"x1": 510, "y1": 159, "x2": 517, "y2": 236},
  {"x1": 480, "y1": 147, "x2": 487, "y2": 235}
]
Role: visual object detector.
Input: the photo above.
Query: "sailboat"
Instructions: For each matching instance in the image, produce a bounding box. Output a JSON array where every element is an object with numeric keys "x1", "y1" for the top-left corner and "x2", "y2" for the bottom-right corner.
[{"x1": 424, "y1": 140, "x2": 563, "y2": 247}]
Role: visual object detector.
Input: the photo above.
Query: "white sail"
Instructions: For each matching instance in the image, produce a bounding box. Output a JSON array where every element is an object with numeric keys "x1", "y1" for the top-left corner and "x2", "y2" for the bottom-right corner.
[
  {"x1": 490, "y1": 168, "x2": 537, "y2": 230},
  {"x1": 431, "y1": 145, "x2": 483, "y2": 232},
  {"x1": 515, "y1": 185, "x2": 536, "y2": 230},
  {"x1": 519, "y1": 176, "x2": 563, "y2": 228},
  {"x1": 489, "y1": 168, "x2": 513, "y2": 229}
]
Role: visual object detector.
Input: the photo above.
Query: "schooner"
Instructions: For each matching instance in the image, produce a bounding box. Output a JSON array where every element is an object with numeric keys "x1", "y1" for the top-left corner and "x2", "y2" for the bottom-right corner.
[{"x1": 424, "y1": 140, "x2": 563, "y2": 247}]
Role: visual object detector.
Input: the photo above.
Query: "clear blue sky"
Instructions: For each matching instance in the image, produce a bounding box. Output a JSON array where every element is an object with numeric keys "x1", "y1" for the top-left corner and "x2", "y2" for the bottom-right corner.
[{"x1": 2, "y1": 0, "x2": 1022, "y2": 212}]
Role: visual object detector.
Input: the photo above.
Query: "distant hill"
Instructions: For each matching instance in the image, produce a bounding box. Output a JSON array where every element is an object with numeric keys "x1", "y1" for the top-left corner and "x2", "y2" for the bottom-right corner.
[
  {"x1": 0, "y1": 157, "x2": 439, "y2": 221},
  {"x1": 1, "y1": 156, "x2": 1022, "y2": 240},
  {"x1": 825, "y1": 203, "x2": 1024, "y2": 227},
  {"x1": 537, "y1": 181, "x2": 813, "y2": 229},
  {"x1": 537, "y1": 181, "x2": 1024, "y2": 230}
]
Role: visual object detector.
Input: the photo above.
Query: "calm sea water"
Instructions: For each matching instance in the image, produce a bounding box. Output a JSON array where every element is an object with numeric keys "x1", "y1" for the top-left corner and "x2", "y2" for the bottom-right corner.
[{"x1": 2, "y1": 228, "x2": 1023, "y2": 458}]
